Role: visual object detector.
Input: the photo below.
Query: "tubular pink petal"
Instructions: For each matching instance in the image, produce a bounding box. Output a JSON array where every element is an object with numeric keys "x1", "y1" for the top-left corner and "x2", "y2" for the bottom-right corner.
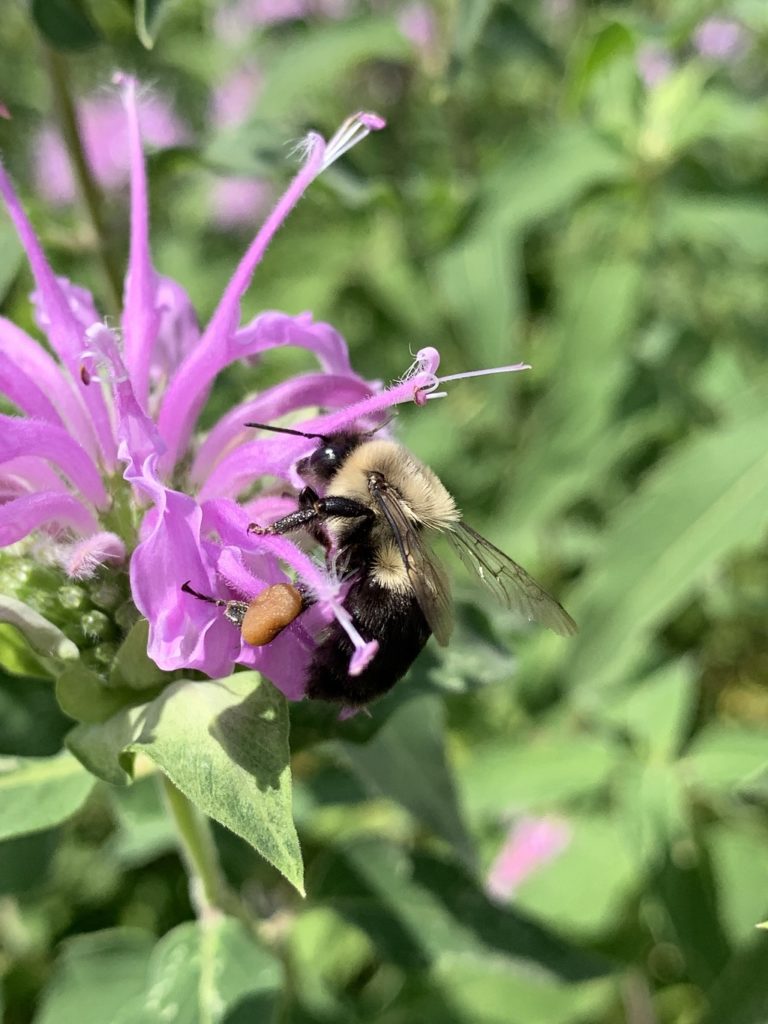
[
  {"x1": 486, "y1": 816, "x2": 572, "y2": 902},
  {"x1": 0, "y1": 317, "x2": 97, "y2": 458},
  {"x1": 0, "y1": 352, "x2": 64, "y2": 424},
  {"x1": 0, "y1": 165, "x2": 117, "y2": 468},
  {"x1": 0, "y1": 492, "x2": 99, "y2": 546},
  {"x1": 116, "y1": 73, "x2": 160, "y2": 410},
  {"x1": 233, "y1": 312, "x2": 354, "y2": 375},
  {"x1": 0, "y1": 456, "x2": 70, "y2": 496},
  {"x1": 0, "y1": 415, "x2": 108, "y2": 507},
  {"x1": 61, "y1": 531, "x2": 126, "y2": 579},
  {"x1": 84, "y1": 323, "x2": 164, "y2": 470},
  {"x1": 197, "y1": 437, "x2": 310, "y2": 501},
  {"x1": 190, "y1": 372, "x2": 372, "y2": 485},
  {"x1": 157, "y1": 134, "x2": 327, "y2": 472}
]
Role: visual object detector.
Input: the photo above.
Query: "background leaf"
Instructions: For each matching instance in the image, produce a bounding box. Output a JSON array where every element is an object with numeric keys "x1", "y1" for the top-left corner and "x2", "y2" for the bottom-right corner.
[{"x1": 0, "y1": 750, "x2": 95, "y2": 841}]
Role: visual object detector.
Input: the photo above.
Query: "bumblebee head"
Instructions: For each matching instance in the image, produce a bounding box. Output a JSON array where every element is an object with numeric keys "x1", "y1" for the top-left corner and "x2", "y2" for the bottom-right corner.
[{"x1": 296, "y1": 431, "x2": 363, "y2": 483}]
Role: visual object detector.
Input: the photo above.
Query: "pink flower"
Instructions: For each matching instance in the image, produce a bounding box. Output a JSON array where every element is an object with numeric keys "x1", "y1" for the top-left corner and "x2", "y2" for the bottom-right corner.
[
  {"x1": 693, "y1": 17, "x2": 746, "y2": 60},
  {"x1": 214, "y1": 0, "x2": 348, "y2": 38},
  {"x1": 397, "y1": 3, "x2": 438, "y2": 57},
  {"x1": 1, "y1": 83, "x2": 526, "y2": 698},
  {"x1": 210, "y1": 177, "x2": 272, "y2": 231},
  {"x1": 486, "y1": 816, "x2": 572, "y2": 902},
  {"x1": 210, "y1": 65, "x2": 264, "y2": 131},
  {"x1": 35, "y1": 89, "x2": 188, "y2": 206},
  {"x1": 636, "y1": 42, "x2": 676, "y2": 88}
]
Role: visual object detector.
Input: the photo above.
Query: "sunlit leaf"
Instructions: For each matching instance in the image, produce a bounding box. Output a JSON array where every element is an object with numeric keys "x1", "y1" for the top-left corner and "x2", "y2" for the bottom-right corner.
[
  {"x1": 0, "y1": 750, "x2": 95, "y2": 841},
  {"x1": 68, "y1": 672, "x2": 304, "y2": 893}
]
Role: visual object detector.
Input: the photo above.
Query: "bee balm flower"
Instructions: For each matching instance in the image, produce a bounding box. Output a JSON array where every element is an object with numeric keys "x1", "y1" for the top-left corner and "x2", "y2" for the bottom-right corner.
[{"x1": 1, "y1": 76, "x2": 527, "y2": 698}]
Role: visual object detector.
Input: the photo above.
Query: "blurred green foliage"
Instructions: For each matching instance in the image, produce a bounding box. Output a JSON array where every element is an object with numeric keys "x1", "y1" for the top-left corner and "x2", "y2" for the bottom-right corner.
[{"x1": 1, "y1": 0, "x2": 768, "y2": 1021}]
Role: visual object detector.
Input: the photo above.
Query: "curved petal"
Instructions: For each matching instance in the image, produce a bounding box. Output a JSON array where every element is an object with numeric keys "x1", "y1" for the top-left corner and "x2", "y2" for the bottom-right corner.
[
  {"x1": 233, "y1": 311, "x2": 353, "y2": 374},
  {"x1": 0, "y1": 456, "x2": 69, "y2": 496},
  {"x1": 196, "y1": 437, "x2": 308, "y2": 501},
  {"x1": 0, "y1": 165, "x2": 116, "y2": 469},
  {"x1": 0, "y1": 351, "x2": 64, "y2": 424},
  {"x1": 117, "y1": 74, "x2": 160, "y2": 411},
  {"x1": 157, "y1": 134, "x2": 327, "y2": 474},
  {"x1": 0, "y1": 317, "x2": 97, "y2": 459},
  {"x1": 190, "y1": 371, "x2": 372, "y2": 485},
  {"x1": 130, "y1": 477, "x2": 239, "y2": 677},
  {"x1": 0, "y1": 492, "x2": 99, "y2": 546},
  {"x1": 0, "y1": 415, "x2": 107, "y2": 507}
]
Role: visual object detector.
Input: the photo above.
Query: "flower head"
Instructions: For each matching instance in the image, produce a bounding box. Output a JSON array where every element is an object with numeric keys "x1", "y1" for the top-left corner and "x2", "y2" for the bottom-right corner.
[
  {"x1": 35, "y1": 88, "x2": 188, "y2": 206},
  {"x1": 1, "y1": 76, "x2": 527, "y2": 700},
  {"x1": 693, "y1": 17, "x2": 746, "y2": 60}
]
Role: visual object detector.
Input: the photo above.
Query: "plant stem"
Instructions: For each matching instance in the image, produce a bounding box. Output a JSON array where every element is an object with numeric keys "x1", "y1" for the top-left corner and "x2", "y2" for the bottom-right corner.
[
  {"x1": 42, "y1": 46, "x2": 123, "y2": 314},
  {"x1": 160, "y1": 775, "x2": 235, "y2": 918}
]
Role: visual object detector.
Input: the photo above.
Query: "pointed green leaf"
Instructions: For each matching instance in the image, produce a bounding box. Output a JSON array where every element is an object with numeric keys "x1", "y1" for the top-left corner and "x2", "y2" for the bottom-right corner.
[
  {"x1": 0, "y1": 750, "x2": 95, "y2": 840},
  {"x1": 68, "y1": 673, "x2": 304, "y2": 892},
  {"x1": 134, "y1": 0, "x2": 166, "y2": 49},
  {"x1": 565, "y1": 409, "x2": 768, "y2": 692}
]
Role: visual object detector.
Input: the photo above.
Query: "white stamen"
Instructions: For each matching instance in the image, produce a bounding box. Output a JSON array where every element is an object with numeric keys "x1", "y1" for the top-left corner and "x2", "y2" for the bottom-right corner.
[{"x1": 320, "y1": 112, "x2": 386, "y2": 172}]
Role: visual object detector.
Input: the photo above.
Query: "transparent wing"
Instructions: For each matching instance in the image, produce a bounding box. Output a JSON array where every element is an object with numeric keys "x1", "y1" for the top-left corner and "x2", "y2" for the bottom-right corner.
[
  {"x1": 370, "y1": 479, "x2": 454, "y2": 646},
  {"x1": 446, "y1": 522, "x2": 577, "y2": 637}
]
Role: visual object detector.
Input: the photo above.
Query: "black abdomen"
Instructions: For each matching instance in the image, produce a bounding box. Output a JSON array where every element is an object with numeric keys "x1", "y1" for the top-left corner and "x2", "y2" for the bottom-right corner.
[{"x1": 306, "y1": 578, "x2": 430, "y2": 705}]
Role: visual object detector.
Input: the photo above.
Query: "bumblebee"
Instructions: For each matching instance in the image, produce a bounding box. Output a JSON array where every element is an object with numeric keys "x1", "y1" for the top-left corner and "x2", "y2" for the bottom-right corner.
[{"x1": 245, "y1": 424, "x2": 576, "y2": 706}]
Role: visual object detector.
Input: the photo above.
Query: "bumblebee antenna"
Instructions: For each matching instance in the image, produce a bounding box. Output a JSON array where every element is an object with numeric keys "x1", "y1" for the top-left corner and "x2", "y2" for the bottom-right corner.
[
  {"x1": 181, "y1": 581, "x2": 225, "y2": 607},
  {"x1": 244, "y1": 422, "x2": 328, "y2": 442}
]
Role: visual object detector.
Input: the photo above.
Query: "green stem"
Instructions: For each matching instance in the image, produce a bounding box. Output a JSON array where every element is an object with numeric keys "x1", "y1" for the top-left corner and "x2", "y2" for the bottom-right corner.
[
  {"x1": 42, "y1": 47, "x2": 123, "y2": 314},
  {"x1": 160, "y1": 775, "x2": 236, "y2": 918}
]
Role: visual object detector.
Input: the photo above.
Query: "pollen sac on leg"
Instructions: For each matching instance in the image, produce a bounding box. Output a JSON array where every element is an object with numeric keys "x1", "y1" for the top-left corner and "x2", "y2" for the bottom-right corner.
[{"x1": 240, "y1": 583, "x2": 305, "y2": 646}]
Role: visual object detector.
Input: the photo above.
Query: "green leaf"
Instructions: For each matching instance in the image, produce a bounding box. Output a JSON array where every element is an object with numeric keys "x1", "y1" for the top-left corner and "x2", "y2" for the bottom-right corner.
[
  {"x1": 564, "y1": 409, "x2": 768, "y2": 693},
  {"x1": 0, "y1": 209, "x2": 23, "y2": 305},
  {"x1": 313, "y1": 837, "x2": 605, "y2": 977},
  {"x1": 0, "y1": 596, "x2": 79, "y2": 664},
  {"x1": 31, "y1": 0, "x2": 102, "y2": 50},
  {"x1": 452, "y1": 0, "x2": 494, "y2": 60},
  {"x1": 702, "y1": 934, "x2": 768, "y2": 1024},
  {"x1": 459, "y1": 733, "x2": 619, "y2": 821},
  {"x1": 56, "y1": 665, "x2": 157, "y2": 724},
  {"x1": 599, "y1": 660, "x2": 696, "y2": 760},
  {"x1": 335, "y1": 695, "x2": 475, "y2": 866},
  {"x1": 0, "y1": 750, "x2": 95, "y2": 841},
  {"x1": 565, "y1": 22, "x2": 636, "y2": 108},
  {"x1": 109, "y1": 619, "x2": 169, "y2": 691},
  {"x1": 683, "y1": 727, "x2": 768, "y2": 796},
  {"x1": 139, "y1": 919, "x2": 282, "y2": 1024},
  {"x1": 515, "y1": 814, "x2": 641, "y2": 938},
  {"x1": 429, "y1": 952, "x2": 613, "y2": 1024},
  {"x1": 35, "y1": 928, "x2": 154, "y2": 1024},
  {"x1": 108, "y1": 776, "x2": 176, "y2": 867},
  {"x1": 69, "y1": 672, "x2": 304, "y2": 893},
  {"x1": 258, "y1": 19, "x2": 408, "y2": 118},
  {"x1": 134, "y1": 0, "x2": 166, "y2": 49}
]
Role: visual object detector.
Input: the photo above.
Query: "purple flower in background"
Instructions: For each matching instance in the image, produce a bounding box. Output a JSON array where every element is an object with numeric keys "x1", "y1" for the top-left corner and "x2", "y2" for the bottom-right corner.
[
  {"x1": 35, "y1": 89, "x2": 187, "y2": 206},
  {"x1": 208, "y1": 65, "x2": 272, "y2": 230},
  {"x1": 486, "y1": 816, "x2": 571, "y2": 902},
  {"x1": 693, "y1": 17, "x2": 746, "y2": 60},
  {"x1": 214, "y1": 0, "x2": 348, "y2": 38},
  {"x1": 397, "y1": 3, "x2": 438, "y2": 57},
  {"x1": 210, "y1": 177, "x2": 272, "y2": 230},
  {"x1": 636, "y1": 42, "x2": 676, "y2": 88},
  {"x1": 2, "y1": 80, "x2": 524, "y2": 698}
]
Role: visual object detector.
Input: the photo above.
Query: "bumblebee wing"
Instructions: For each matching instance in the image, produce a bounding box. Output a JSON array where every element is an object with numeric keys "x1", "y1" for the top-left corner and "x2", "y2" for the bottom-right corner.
[
  {"x1": 370, "y1": 480, "x2": 454, "y2": 647},
  {"x1": 446, "y1": 522, "x2": 577, "y2": 637}
]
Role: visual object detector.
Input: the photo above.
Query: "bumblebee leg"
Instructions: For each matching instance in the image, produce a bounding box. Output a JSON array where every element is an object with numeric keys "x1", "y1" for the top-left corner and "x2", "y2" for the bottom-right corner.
[{"x1": 248, "y1": 491, "x2": 372, "y2": 536}]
